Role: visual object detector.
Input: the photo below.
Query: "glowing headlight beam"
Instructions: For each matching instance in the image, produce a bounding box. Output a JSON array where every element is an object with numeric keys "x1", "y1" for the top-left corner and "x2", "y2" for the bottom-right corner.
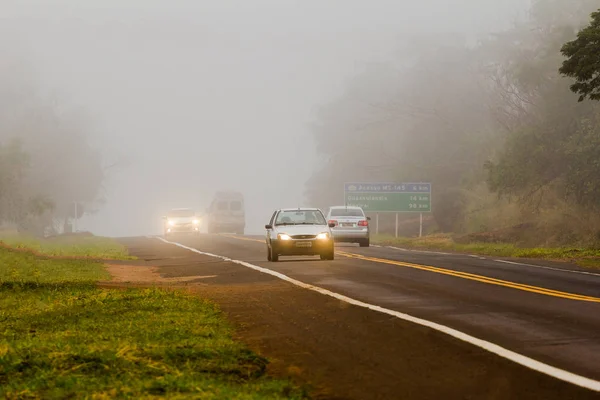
[
  {"x1": 316, "y1": 233, "x2": 329, "y2": 240},
  {"x1": 278, "y1": 234, "x2": 292, "y2": 241}
]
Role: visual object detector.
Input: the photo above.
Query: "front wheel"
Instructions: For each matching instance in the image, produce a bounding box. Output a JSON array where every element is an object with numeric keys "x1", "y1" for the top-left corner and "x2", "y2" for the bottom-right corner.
[
  {"x1": 269, "y1": 245, "x2": 279, "y2": 262},
  {"x1": 320, "y1": 249, "x2": 335, "y2": 260}
]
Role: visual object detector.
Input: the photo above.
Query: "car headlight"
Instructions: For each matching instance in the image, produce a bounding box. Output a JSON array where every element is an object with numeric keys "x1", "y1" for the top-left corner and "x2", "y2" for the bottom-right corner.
[
  {"x1": 278, "y1": 233, "x2": 292, "y2": 241},
  {"x1": 168, "y1": 220, "x2": 175, "y2": 226},
  {"x1": 193, "y1": 219, "x2": 200, "y2": 225},
  {"x1": 316, "y1": 232, "x2": 330, "y2": 240}
]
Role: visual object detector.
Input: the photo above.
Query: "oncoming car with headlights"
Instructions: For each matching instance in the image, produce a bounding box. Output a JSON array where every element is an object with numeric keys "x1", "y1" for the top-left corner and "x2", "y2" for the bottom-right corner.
[
  {"x1": 162, "y1": 208, "x2": 200, "y2": 237},
  {"x1": 265, "y1": 208, "x2": 335, "y2": 262}
]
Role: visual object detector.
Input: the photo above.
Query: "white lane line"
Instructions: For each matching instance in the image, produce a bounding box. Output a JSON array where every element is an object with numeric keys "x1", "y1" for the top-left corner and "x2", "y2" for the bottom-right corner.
[
  {"x1": 494, "y1": 259, "x2": 600, "y2": 278},
  {"x1": 156, "y1": 236, "x2": 600, "y2": 393},
  {"x1": 387, "y1": 246, "x2": 452, "y2": 255}
]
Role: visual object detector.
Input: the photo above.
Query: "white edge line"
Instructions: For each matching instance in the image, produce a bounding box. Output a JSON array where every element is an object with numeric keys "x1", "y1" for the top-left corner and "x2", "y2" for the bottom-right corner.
[
  {"x1": 494, "y1": 259, "x2": 600, "y2": 278},
  {"x1": 154, "y1": 237, "x2": 600, "y2": 393},
  {"x1": 387, "y1": 246, "x2": 451, "y2": 255}
]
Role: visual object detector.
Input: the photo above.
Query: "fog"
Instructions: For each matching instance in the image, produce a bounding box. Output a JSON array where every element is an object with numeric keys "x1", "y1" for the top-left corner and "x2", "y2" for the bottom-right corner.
[{"x1": 2, "y1": 0, "x2": 526, "y2": 237}]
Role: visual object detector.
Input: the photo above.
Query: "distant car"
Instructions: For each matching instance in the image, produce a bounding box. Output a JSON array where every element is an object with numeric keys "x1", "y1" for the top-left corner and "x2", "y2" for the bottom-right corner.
[
  {"x1": 162, "y1": 208, "x2": 200, "y2": 237},
  {"x1": 326, "y1": 206, "x2": 371, "y2": 247},
  {"x1": 265, "y1": 208, "x2": 335, "y2": 262},
  {"x1": 206, "y1": 191, "x2": 246, "y2": 234}
]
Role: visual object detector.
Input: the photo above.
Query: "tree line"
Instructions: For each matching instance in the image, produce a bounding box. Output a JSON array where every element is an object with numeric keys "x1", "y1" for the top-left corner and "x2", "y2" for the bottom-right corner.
[
  {"x1": 306, "y1": 0, "x2": 600, "y2": 246},
  {"x1": 0, "y1": 61, "x2": 107, "y2": 236}
]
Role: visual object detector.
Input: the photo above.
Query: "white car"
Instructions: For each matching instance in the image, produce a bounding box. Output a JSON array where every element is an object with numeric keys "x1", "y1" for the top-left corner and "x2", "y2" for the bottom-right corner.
[
  {"x1": 265, "y1": 208, "x2": 335, "y2": 262},
  {"x1": 162, "y1": 208, "x2": 200, "y2": 237},
  {"x1": 326, "y1": 206, "x2": 371, "y2": 247}
]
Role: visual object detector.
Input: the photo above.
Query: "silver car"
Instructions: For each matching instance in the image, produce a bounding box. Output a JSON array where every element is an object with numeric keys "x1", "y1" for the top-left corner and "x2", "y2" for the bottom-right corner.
[
  {"x1": 265, "y1": 208, "x2": 335, "y2": 262},
  {"x1": 326, "y1": 206, "x2": 371, "y2": 247}
]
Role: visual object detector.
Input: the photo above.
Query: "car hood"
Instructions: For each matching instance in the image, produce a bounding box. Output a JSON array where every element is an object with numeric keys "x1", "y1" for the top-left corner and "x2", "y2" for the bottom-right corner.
[
  {"x1": 273, "y1": 225, "x2": 330, "y2": 235},
  {"x1": 167, "y1": 216, "x2": 196, "y2": 223}
]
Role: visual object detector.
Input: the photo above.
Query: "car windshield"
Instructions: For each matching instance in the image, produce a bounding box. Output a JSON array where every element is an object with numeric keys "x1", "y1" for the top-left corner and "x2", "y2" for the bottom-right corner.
[
  {"x1": 168, "y1": 209, "x2": 194, "y2": 218},
  {"x1": 330, "y1": 208, "x2": 364, "y2": 217},
  {"x1": 275, "y1": 210, "x2": 327, "y2": 225}
]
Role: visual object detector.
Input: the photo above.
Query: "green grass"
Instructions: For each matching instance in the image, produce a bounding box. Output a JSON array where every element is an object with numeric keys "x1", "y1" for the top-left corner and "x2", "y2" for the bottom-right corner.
[
  {"x1": 0, "y1": 249, "x2": 306, "y2": 399},
  {"x1": 373, "y1": 234, "x2": 600, "y2": 269},
  {"x1": 0, "y1": 234, "x2": 134, "y2": 260}
]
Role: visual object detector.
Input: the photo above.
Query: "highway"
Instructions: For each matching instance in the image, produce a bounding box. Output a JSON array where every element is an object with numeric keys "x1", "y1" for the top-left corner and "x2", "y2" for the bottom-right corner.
[{"x1": 119, "y1": 234, "x2": 600, "y2": 400}]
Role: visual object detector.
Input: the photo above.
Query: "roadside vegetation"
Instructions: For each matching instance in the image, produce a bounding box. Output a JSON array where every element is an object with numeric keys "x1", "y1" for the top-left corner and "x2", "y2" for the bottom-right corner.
[
  {"x1": 306, "y1": 1, "x2": 600, "y2": 249},
  {"x1": 0, "y1": 247, "x2": 306, "y2": 399},
  {"x1": 373, "y1": 234, "x2": 600, "y2": 269},
  {"x1": 0, "y1": 233, "x2": 134, "y2": 260}
]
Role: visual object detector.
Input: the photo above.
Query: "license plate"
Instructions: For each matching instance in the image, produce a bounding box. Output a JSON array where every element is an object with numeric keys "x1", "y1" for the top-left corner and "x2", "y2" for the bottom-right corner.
[
  {"x1": 296, "y1": 241, "x2": 312, "y2": 248},
  {"x1": 341, "y1": 223, "x2": 354, "y2": 227}
]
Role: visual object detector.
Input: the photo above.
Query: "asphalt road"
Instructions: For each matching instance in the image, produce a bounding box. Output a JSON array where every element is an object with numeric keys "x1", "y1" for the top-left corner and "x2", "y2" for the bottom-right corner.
[{"x1": 119, "y1": 234, "x2": 600, "y2": 399}]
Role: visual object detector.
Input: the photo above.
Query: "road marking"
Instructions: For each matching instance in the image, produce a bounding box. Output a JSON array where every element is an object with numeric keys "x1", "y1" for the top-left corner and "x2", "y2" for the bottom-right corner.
[
  {"x1": 494, "y1": 259, "x2": 600, "y2": 277},
  {"x1": 156, "y1": 237, "x2": 600, "y2": 392},
  {"x1": 337, "y1": 251, "x2": 600, "y2": 303},
  {"x1": 387, "y1": 246, "x2": 452, "y2": 255},
  {"x1": 220, "y1": 235, "x2": 600, "y2": 277},
  {"x1": 220, "y1": 234, "x2": 264, "y2": 243},
  {"x1": 219, "y1": 234, "x2": 600, "y2": 301}
]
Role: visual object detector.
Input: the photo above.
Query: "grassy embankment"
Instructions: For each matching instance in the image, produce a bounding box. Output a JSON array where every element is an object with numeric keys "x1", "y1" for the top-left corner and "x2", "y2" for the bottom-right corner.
[
  {"x1": 0, "y1": 236, "x2": 305, "y2": 399},
  {"x1": 373, "y1": 234, "x2": 600, "y2": 269},
  {"x1": 0, "y1": 234, "x2": 134, "y2": 259}
]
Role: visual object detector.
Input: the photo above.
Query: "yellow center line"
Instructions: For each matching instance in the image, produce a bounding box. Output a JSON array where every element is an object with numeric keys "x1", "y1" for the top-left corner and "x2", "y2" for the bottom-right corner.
[
  {"x1": 219, "y1": 234, "x2": 600, "y2": 303},
  {"x1": 220, "y1": 234, "x2": 264, "y2": 243},
  {"x1": 336, "y1": 251, "x2": 600, "y2": 303}
]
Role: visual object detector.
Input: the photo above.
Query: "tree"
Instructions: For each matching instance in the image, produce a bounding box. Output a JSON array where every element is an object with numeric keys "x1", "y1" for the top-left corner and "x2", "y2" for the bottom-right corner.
[{"x1": 559, "y1": 9, "x2": 600, "y2": 101}]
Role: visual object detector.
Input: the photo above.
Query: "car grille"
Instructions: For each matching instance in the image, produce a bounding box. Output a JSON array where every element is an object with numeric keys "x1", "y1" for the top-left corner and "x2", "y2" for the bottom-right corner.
[{"x1": 291, "y1": 234, "x2": 316, "y2": 239}]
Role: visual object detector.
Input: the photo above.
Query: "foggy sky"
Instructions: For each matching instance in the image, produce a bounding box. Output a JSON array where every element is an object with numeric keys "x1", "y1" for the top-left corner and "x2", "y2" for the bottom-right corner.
[{"x1": 2, "y1": 0, "x2": 526, "y2": 236}]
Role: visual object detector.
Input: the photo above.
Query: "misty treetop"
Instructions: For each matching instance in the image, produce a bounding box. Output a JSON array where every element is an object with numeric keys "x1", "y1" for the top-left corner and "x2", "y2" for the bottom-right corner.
[
  {"x1": 560, "y1": 9, "x2": 600, "y2": 102},
  {"x1": 306, "y1": 1, "x2": 600, "y2": 246}
]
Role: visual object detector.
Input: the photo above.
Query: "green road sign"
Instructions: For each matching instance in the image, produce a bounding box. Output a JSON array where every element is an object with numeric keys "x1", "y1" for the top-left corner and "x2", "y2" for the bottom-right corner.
[{"x1": 344, "y1": 182, "x2": 431, "y2": 212}]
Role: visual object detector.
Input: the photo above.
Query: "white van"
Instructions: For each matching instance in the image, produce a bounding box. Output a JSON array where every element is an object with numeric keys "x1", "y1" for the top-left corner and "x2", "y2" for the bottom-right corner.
[{"x1": 206, "y1": 191, "x2": 245, "y2": 234}]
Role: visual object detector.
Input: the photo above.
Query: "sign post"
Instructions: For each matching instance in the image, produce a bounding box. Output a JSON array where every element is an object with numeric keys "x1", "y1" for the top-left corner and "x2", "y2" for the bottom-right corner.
[{"x1": 344, "y1": 182, "x2": 432, "y2": 236}]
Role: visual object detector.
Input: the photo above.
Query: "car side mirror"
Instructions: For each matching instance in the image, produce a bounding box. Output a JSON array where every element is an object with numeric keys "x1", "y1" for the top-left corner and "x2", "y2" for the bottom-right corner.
[
  {"x1": 328, "y1": 223, "x2": 336, "y2": 228},
  {"x1": 366, "y1": 217, "x2": 371, "y2": 221},
  {"x1": 265, "y1": 224, "x2": 273, "y2": 230}
]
